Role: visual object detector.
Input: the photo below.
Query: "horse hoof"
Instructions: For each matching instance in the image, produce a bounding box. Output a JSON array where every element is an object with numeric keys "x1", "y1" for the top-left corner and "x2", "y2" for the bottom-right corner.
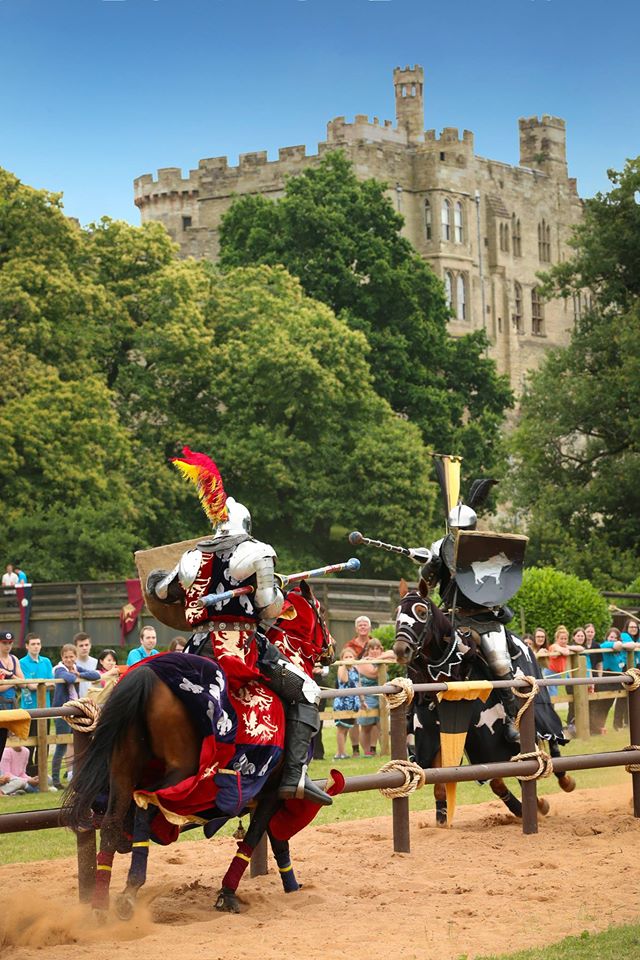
[
  {"x1": 537, "y1": 797, "x2": 550, "y2": 816},
  {"x1": 92, "y1": 908, "x2": 109, "y2": 925},
  {"x1": 558, "y1": 774, "x2": 576, "y2": 793},
  {"x1": 435, "y1": 813, "x2": 448, "y2": 827},
  {"x1": 215, "y1": 887, "x2": 241, "y2": 914},
  {"x1": 115, "y1": 892, "x2": 136, "y2": 921}
]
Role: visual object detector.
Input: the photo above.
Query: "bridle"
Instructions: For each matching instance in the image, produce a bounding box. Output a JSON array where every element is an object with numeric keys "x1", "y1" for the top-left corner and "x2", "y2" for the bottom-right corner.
[{"x1": 394, "y1": 590, "x2": 434, "y2": 668}]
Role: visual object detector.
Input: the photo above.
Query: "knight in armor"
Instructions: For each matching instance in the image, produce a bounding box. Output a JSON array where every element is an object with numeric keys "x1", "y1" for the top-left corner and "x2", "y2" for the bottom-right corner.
[
  {"x1": 420, "y1": 476, "x2": 523, "y2": 745},
  {"x1": 148, "y1": 447, "x2": 332, "y2": 807}
]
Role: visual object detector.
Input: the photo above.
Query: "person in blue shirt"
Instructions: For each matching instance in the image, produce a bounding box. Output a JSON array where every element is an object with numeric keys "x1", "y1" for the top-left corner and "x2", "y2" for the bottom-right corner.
[
  {"x1": 126, "y1": 625, "x2": 160, "y2": 666},
  {"x1": 19, "y1": 633, "x2": 54, "y2": 776},
  {"x1": 621, "y1": 618, "x2": 640, "y2": 668},
  {"x1": 15, "y1": 565, "x2": 28, "y2": 585}
]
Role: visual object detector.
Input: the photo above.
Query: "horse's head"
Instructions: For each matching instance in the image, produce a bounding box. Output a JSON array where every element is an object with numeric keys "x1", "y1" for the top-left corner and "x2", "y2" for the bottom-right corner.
[
  {"x1": 393, "y1": 586, "x2": 434, "y2": 665},
  {"x1": 276, "y1": 580, "x2": 335, "y2": 666}
]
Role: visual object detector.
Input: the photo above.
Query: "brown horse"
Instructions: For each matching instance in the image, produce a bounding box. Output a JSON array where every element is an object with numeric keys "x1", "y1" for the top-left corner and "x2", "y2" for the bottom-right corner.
[{"x1": 64, "y1": 583, "x2": 334, "y2": 916}]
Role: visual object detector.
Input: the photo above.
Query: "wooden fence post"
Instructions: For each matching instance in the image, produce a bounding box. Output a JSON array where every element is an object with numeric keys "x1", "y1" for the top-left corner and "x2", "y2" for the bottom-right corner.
[
  {"x1": 36, "y1": 683, "x2": 49, "y2": 793},
  {"x1": 573, "y1": 654, "x2": 590, "y2": 741},
  {"x1": 250, "y1": 833, "x2": 269, "y2": 878},
  {"x1": 72, "y1": 728, "x2": 96, "y2": 902},
  {"x1": 389, "y1": 698, "x2": 410, "y2": 852},
  {"x1": 519, "y1": 682, "x2": 538, "y2": 836},
  {"x1": 628, "y1": 681, "x2": 640, "y2": 819},
  {"x1": 378, "y1": 664, "x2": 390, "y2": 757}
]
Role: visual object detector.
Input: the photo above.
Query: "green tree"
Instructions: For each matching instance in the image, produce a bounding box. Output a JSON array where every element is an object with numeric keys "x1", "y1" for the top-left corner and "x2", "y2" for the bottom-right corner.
[
  {"x1": 509, "y1": 567, "x2": 610, "y2": 639},
  {"x1": 115, "y1": 263, "x2": 438, "y2": 575},
  {"x1": 507, "y1": 159, "x2": 640, "y2": 589},
  {"x1": 219, "y1": 151, "x2": 512, "y2": 481}
]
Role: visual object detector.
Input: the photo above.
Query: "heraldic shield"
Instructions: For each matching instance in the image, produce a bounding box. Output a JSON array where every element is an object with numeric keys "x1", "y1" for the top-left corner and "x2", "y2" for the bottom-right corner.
[{"x1": 453, "y1": 530, "x2": 528, "y2": 607}]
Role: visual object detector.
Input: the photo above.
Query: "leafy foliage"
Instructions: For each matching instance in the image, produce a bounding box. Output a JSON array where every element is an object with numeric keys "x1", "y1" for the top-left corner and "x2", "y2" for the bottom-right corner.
[
  {"x1": 219, "y1": 151, "x2": 513, "y2": 482},
  {"x1": 509, "y1": 567, "x2": 610, "y2": 639},
  {"x1": 507, "y1": 159, "x2": 640, "y2": 589}
]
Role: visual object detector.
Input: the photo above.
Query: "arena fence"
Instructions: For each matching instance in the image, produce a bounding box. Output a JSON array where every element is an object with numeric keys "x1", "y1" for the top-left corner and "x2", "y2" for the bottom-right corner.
[{"x1": 2, "y1": 673, "x2": 640, "y2": 898}]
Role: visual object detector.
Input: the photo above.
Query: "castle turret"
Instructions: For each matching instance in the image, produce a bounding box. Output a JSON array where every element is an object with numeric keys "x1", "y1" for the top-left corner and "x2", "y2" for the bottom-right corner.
[
  {"x1": 394, "y1": 65, "x2": 424, "y2": 142},
  {"x1": 519, "y1": 115, "x2": 568, "y2": 178}
]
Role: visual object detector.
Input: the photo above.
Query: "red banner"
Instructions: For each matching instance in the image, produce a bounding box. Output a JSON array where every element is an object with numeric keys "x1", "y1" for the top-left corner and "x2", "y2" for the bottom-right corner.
[{"x1": 120, "y1": 579, "x2": 144, "y2": 645}]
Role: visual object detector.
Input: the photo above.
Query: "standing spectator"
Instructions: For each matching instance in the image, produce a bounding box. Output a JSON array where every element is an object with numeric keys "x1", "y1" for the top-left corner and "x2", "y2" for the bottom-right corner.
[
  {"x1": 584, "y1": 622, "x2": 604, "y2": 680},
  {"x1": 621, "y1": 618, "x2": 640, "y2": 667},
  {"x1": 74, "y1": 633, "x2": 98, "y2": 698},
  {"x1": 332, "y1": 649, "x2": 361, "y2": 759},
  {"x1": 1, "y1": 565, "x2": 18, "y2": 588},
  {"x1": 355, "y1": 638, "x2": 396, "y2": 757},
  {"x1": 97, "y1": 649, "x2": 121, "y2": 682},
  {"x1": 341, "y1": 615, "x2": 374, "y2": 755},
  {"x1": 565, "y1": 627, "x2": 586, "y2": 734},
  {"x1": 51, "y1": 644, "x2": 100, "y2": 789},
  {"x1": 126, "y1": 626, "x2": 159, "y2": 666},
  {"x1": 15, "y1": 565, "x2": 28, "y2": 585},
  {"x1": 601, "y1": 625, "x2": 635, "y2": 730},
  {"x1": 531, "y1": 627, "x2": 555, "y2": 694},
  {"x1": 19, "y1": 634, "x2": 54, "y2": 776},
  {"x1": 168, "y1": 636, "x2": 186, "y2": 652},
  {"x1": 0, "y1": 631, "x2": 24, "y2": 709}
]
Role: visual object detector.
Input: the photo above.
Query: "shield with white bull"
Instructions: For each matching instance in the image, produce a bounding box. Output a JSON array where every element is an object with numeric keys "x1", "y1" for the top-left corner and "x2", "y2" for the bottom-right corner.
[{"x1": 453, "y1": 530, "x2": 528, "y2": 607}]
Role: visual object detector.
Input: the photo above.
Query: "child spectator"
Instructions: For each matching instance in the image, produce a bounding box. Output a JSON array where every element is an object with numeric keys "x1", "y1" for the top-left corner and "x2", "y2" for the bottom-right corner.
[{"x1": 333, "y1": 649, "x2": 361, "y2": 760}]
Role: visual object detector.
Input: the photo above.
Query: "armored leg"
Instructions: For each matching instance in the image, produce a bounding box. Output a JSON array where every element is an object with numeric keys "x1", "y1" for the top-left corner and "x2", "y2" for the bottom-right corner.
[
  {"x1": 480, "y1": 629, "x2": 520, "y2": 745},
  {"x1": 258, "y1": 641, "x2": 332, "y2": 806}
]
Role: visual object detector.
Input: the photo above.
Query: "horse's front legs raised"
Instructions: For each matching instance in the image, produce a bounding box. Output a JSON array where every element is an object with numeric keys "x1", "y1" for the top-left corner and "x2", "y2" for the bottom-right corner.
[
  {"x1": 216, "y1": 791, "x2": 282, "y2": 913},
  {"x1": 115, "y1": 806, "x2": 152, "y2": 921}
]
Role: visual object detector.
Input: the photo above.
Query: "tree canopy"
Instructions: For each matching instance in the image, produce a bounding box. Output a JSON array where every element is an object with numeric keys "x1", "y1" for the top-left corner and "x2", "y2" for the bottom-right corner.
[
  {"x1": 219, "y1": 151, "x2": 513, "y2": 482},
  {"x1": 506, "y1": 159, "x2": 640, "y2": 588}
]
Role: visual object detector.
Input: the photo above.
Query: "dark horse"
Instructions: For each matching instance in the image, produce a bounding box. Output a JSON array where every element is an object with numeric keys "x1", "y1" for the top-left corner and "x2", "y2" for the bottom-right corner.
[
  {"x1": 394, "y1": 586, "x2": 574, "y2": 825},
  {"x1": 64, "y1": 582, "x2": 337, "y2": 916}
]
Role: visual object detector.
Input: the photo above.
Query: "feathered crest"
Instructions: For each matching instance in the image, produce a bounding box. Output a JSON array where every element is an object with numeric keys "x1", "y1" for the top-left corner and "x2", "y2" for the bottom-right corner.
[{"x1": 171, "y1": 446, "x2": 228, "y2": 526}]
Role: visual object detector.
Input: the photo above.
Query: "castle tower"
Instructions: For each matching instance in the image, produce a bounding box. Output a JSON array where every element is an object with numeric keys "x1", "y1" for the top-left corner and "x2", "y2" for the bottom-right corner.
[
  {"x1": 519, "y1": 115, "x2": 568, "y2": 179},
  {"x1": 393, "y1": 65, "x2": 424, "y2": 142}
]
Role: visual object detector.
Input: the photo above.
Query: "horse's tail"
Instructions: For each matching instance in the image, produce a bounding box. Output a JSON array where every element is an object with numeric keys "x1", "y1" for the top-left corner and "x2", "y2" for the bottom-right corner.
[{"x1": 63, "y1": 666, "x2": 158, "y2": 829}]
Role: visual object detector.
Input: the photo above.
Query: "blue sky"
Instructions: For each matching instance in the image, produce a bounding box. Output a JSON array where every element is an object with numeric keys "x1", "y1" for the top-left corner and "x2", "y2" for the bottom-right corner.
[{"x1": 1, "y1": 0, "x2": 638, "y2": 225}]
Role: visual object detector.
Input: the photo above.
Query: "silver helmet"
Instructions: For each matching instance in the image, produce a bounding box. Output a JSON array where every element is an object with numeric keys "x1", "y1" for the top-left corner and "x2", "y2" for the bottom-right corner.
[
  {"x1": 199, "y1": 497, "x2": 252, "y2": 552},
  {"x1": 448, "y1": 503, "x2": 477, "y2": 530}
]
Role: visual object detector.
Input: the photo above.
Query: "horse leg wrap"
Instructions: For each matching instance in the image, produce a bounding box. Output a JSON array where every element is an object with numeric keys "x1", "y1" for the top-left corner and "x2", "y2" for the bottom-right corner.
[
  {"x1": 270, "y1": 838, "x2": 300, "y2": 893},
  {"x1": 93, "y1": 851, "x2": 115, "y2": 909},
  {"x1": 221, "y1": 840, "x2": 253, "y2": 893},
  {"x1": 127, "y1": 841, "x2": 150, "y2": 888}
]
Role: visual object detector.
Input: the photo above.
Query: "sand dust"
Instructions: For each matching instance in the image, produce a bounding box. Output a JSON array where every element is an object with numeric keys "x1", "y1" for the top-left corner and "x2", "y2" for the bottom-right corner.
[{"x1": 2, "y1": 783, "x2": 639, "y2": 960}]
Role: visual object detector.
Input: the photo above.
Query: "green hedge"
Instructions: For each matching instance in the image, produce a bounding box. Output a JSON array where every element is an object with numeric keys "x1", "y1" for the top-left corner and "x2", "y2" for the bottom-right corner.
[{"x1": 509, "y1": 566, "x2": 610, "y2": 639}]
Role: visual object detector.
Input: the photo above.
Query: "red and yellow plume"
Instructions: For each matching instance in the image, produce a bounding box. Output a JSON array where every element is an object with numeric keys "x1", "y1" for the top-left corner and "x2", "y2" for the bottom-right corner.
[{"x1": 171, "y1": 446, "x2": 228, "y2": 526}]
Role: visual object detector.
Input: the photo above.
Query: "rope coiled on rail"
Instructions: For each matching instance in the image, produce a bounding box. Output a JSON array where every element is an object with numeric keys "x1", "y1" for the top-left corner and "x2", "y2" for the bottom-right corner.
[
  {"x1": 384, "y1": 677, "x2": 415, "y2": 709},
  {"x1": 511, "y1": 675, "x2": 539, "y2": 729},
  {"x1": 624, "y1": 745, "x2": 640, "y2": 773},
  {"x1": 622, "y1": 667, "x2": 640, "y2": 691},
  {"x1": 377, "y1": 758, "x2": 426, "y2": 798},
  {"x1": 63, "y1": 697, "x2": 101, "y2": 732},
  {"x1": 510, "y1": 747, "x2": 554, "y2": 781}
]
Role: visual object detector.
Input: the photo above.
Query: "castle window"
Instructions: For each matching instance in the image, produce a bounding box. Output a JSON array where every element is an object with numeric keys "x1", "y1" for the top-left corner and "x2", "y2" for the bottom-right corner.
[
  {"x1": 513, "y1": 282, "x2": 523, "y2": 334},
  {"x1": 441, "y1": 199, "x2": 451, "y2": 241},
  {"x1": 538, "y1": 219, "x2": 551, "y2": 262},
  {"x1": 424, "y1": 199, "x2": 432, "y2": 240},
  {"x1": 512, "y1": 216, "x2": 522, "y2": 257},
  {"x1": 531, "y1": 287, "x2": 545, "y2": 335},
  {"x1": 454, "y1": 201, "x2": 464, "y2": 243},
  {"x1": 444, "y1": 271, "x2": 453, "y2": 310},
  {"x1": 401, "y1": 85, "x2": 407, "y2": 98},
  {"x1": 456, "y1": 275, "x2": 466, "y2": 320},
  {"x1": 439, "y1": 151, "x2": 446, "y2": 162},
  {"x1": 182, "y1": 215, "x2": 192, "y2": 231},
  {"x1": 411, "y1": 84, "x2": 416, "y2": 96},
  {"x1": 499, "y1": 222, "x2": 510, "y2": 253}
]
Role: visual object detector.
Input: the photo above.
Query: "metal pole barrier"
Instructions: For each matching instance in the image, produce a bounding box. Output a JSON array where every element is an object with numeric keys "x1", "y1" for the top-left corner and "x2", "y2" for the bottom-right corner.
[
  {"x1": 250, "y1": 833, "x2": 269, "y2": 878},
  {"x1": 627, "y1": 681, "x2": 640, "y2": 819},
  {"x1": 389, "y1": 698, "x2": 410, "y2": 853},
  {"x1": 72, "y1": 728, "x2": 96, "y2": 902},
  {"x1": 573, "y1": 653, "x2": 590, "y2": 741},
  {"x1": 36, "y1": 683, "x2": 49, "y2": 793},
  {"x1": 519, "y1": 683, "x2": 538, "y2": 836}
]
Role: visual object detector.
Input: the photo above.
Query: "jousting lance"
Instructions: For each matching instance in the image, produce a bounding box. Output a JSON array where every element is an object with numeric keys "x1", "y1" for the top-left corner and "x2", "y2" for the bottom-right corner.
[
  {"x1": 348, "y1": 531, "x2": 431, "y2": 565},
  {"x1": 197, "y1": 557, "x2": 361, "y2": 609}
]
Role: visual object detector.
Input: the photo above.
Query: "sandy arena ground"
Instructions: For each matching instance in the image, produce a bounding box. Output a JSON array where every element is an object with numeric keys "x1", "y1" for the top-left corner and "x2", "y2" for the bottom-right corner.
[{"x1": 2, "y1": 783, "x2": 639, "y2": 960}]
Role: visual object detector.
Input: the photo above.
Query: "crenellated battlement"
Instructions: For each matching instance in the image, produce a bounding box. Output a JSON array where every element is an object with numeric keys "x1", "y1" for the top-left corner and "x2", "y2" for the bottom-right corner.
[{"x1": 327, "y1": 113, "x2": 406, "y2": 145}]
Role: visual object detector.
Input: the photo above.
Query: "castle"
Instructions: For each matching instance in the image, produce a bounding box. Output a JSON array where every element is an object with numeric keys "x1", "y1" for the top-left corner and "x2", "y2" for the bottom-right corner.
[{"x1": 134, "y1": 67, "x2": 583, "y2": 390}]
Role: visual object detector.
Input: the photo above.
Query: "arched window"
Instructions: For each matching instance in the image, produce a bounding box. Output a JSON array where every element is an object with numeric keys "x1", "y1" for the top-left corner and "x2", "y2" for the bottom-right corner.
[
  {"x1": 444, "y1": 271, "x2": 453, "y2": 309},
  {"x1": 538, "y1": 219, "x2": 551, "y2": 262},
  {"x1": 454, "y1": 201, "x2": 464, "y2": 243},
  {"x1": 532, "y1": 287, "x2": 545, "y2": 335},
  {"x1": 512, "y1": 216, "x2": 522, "y2": 257},
  {"x1": 499, "y1": 222, "x2": 509, "y2": 253},
  {"x1": 424, "y1": 199, "x2": 432, "y2": 240},
  {"x1": 456, "y1": 275, "x2": 466, "y2": 320},
  {"x1": 513, "y1": 282, "x2": 523, "y2": 333},
  {"x1": 441, "y1": 199, "x2": 451, "y2": 241}
]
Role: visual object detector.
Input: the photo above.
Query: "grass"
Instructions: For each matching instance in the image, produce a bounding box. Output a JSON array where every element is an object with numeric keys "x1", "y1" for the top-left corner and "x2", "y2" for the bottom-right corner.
[
  {"x1": 0, "y1": 717, "x2": 633, "y2": 865},
  {"x1": 473, "y1": 923, "x2": 640, "y2": 959}
]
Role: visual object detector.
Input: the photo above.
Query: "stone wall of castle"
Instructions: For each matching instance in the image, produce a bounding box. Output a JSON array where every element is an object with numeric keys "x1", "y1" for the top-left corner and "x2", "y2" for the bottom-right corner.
[{"x1": 134, "y1": 66, "x2": 583, "y2": 391}]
